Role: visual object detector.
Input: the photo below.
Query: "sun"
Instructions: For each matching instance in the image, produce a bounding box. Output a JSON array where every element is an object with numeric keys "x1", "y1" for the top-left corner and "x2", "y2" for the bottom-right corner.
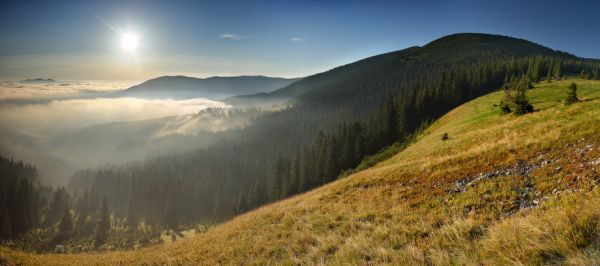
[{"x1": 121, "y1": 33, "x2": 139, "y2": 52}]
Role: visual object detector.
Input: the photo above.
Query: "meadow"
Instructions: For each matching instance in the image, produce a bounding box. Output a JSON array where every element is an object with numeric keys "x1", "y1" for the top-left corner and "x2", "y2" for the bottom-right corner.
[{"x1": 2, "y1": 79, "x2": 600, "y2": 265}]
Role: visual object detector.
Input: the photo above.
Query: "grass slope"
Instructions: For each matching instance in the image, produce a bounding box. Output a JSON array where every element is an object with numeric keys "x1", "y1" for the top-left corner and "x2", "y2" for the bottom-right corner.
[{"x1": 2, "y1": 79, "x2": 600, "y2": 265}]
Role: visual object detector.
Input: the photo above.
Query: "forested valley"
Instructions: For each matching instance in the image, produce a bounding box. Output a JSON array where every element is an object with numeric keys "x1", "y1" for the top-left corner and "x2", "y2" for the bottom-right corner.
[{"x1": 2, "y1": 33, "x2": 600, "y2": 253}]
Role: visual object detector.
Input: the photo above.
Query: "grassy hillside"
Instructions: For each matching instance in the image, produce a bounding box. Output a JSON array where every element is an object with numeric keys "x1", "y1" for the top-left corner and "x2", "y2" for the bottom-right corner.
[
  {"x1": 2, "y1": 79, "x2": 600, "y2": 265},
  {"x1": 66, "y1": 34, "x2": 600, "y2": 232}
]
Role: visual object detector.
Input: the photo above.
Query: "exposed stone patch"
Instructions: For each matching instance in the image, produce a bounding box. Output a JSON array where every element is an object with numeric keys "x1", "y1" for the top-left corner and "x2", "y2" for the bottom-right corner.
[
  {"x1": 448, "y1": 157, "x2": 555, "y2": 194},
  {"x1": 448, "y1": 142, "x2": 599, "y2": 216}
]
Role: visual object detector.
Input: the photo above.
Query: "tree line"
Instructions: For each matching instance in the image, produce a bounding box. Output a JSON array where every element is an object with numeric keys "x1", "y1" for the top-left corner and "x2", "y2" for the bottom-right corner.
[
  {"x1": 68, "y1": 52, "x2": 600, "y2": 232},
  {"x1": 7, "y1": 35, "x2": 600, "y2": 252}
]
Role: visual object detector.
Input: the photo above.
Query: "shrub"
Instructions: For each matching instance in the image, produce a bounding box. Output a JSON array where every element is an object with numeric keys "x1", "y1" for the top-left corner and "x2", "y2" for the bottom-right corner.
[
  {"x1": 565, "y1": 82, "x2": 579, "y2": 106},
  {"x1": 441, "y1": 133, "x2": 449, "y2": 141}
]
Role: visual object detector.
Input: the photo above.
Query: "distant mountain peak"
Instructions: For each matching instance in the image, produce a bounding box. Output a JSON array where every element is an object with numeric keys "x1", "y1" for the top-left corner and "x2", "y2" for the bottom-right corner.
[
  {"x1": 118, "y1": 75, "x2": 300, "y2": 100},
  {"x1": 225, "y1": 33, "x2": 580, "y2": 108}
]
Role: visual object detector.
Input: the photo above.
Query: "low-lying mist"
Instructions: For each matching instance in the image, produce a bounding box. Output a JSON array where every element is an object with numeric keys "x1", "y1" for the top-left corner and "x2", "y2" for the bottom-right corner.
[
  {"x1": 0, "y1": 97, "x2": 229, "y2": 135},
  {"x1": 0, "y1": 81, "x2": 127, "y2": 102},
  {"x1": 0, "y1": 87, "x2": 247, "y2": 186}
]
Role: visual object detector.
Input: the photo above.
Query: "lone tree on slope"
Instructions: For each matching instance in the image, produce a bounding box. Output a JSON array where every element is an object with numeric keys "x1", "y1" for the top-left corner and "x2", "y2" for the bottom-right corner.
[
  {"x1": 565, "y1": 82, "x2": 579, "y2": 106},
  {"x1": 501, "y1": 75, "x2": 533, "y2": 115},
  {"x1": 94, "y1": 197, "x2": 110, "y2": 246}
]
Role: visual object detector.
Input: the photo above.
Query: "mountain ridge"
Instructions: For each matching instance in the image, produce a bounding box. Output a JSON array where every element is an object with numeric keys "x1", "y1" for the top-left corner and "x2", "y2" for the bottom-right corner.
[
  {"x1": 224, "y1": 33, "x2": 574, "y2": 107},
  {"x1": 3, "y1": 33, "x2": 600, "y2": 262},
  {"x1": 117, "y1": 75, "x2": 300, "y2": 100},
  {"x1": 19, "y1": 78, "x2": 57, "y2": 84},
  {"x1": 65, "y1": 32, "x2": 600, "y2": 231},
  {"x1": 4, "y1": 79, "x2": 600, "y2": 264}
]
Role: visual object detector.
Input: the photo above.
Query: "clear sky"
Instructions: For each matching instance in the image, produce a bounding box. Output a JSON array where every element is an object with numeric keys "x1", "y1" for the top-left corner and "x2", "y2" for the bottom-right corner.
[{"x1": 1, "y1": 0, "x2": 599, "y2": 82}]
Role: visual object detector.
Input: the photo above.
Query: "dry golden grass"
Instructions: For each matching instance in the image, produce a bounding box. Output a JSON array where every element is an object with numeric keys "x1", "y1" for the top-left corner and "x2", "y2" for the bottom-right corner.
[{"x1": 2, "y1": 79, "x2": 600, "y2": 265}]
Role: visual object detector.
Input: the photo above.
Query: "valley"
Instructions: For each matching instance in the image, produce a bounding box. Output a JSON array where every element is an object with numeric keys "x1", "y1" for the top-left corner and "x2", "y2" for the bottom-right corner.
[
  {"x1": 2, "y1": 3, "x2": 600, "y2": 262},
  {"x1": 3, "y1": 78, "x2": 599, "y2": 265}
]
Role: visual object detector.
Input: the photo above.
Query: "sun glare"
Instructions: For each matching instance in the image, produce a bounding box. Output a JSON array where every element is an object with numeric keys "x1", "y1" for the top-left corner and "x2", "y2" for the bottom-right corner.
[{"x1": 121, "y1": 33, "x2": 139, "y2": 52}]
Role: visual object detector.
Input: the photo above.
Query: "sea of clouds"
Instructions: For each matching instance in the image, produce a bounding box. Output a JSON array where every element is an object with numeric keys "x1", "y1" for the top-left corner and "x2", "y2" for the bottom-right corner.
[{"x1": 0, "y1": 81, "x2": 231, "y2": 185}]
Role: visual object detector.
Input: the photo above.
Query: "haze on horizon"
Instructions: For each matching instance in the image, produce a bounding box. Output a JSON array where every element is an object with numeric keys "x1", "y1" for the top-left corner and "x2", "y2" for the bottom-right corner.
[
  {"x1": 2, "y1": 0, "x2": 600, "y2": 83},
  {"x1": 3, "y1": 0, "x2": 600, "y2": 262}
]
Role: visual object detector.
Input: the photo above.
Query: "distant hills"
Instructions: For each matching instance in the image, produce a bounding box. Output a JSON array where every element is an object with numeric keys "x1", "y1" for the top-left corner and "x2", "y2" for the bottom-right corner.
[
  {"x1": 3, "y1": 33, "x2": 600, "y2": 264},
  {"x1": 117, "y1": 75, "x2": 300, "y2": 100},
  {"x1": 20, "y1": 78, "x2": 57, "y2": 84},
  {"x1": 8, "y1": 79, "x2": 600, "y2": 264},
  {"x1": 64, "y1": 32, "x2": 600, "y2": 228}
]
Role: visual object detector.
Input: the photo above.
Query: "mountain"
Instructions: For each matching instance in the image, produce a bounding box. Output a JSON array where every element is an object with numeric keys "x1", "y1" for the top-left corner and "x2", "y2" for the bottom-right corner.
[
  {"x1": 117, "y1": 75, "x2": 300, "y2": 100},
  {"x1": 225, "y1": 33, "x2": 573, "y2": 107},
  {"x1": 19, "y1": 78, "x2": 56, "y2": 84},
  {"x1": 61, "y1": 33, "x2": 599, "y2": 227},
  {"x1": 5, "y1": 79, "x2": 600, "y2": 264},
  {"x1": 3, "y1": 33, "x2": 600, "y2": 259}
]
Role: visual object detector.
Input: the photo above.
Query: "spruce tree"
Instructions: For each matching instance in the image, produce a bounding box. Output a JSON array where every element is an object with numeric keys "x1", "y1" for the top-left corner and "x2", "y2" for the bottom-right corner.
[
  {"x1": 513, "y1": 76, "x2": 534, "y2": 115},
  {"x1": 383, "y1": 98, "x2": 398, "y2": 145},
  {"x1": 55, "y1": 208, "x2": 73, "y2": 242},
  {"x1": 94, "y1": 197, "x2": 110, "y2": 246},
  {"x1": 565, "y1": 82, "x2": 579, "y2": 106},
  {"x1": 47, "y1": 188, "x2": 70, "y2": 226},
  {"x1": 163, "y1": 189, "x2": 176, "y2": 227},
  {"x1": 0, "y1": 209, "x2": 11, "y2": 239},
  {"x1": 236, "y1": 191, "x2": 247, "y2": 214},
  {"x1": 268, "y1": 155, "x2": 286, "y2": 201},
  {"x1": 285, "y1": 153, "x2": 300, "y2": 197},
  {"x1": 500, "y1": 77, "x2": 513, "y2": 114},
  {"x1": 553, "y1": 62, "x2": 562, "y2": 80},
  {"x1": 323, "y1": 136, "x2": 339, "y2": 183}
]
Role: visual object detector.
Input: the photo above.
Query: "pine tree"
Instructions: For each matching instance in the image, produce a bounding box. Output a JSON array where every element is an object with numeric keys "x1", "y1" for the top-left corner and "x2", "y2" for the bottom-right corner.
[
  {"x1": 527, "y1": 57, "x2": 541, "y2": 82},
  {"x1": 323, "y1": 136, "x2": 339, "y2": 183},
  {"x1": 268, "y1": 155, "x2": 287, "y2": 201},
  {"x1": 94, "y1": 197, "x2": 110, "y2": 246},
  {"x1": 353, "y1": 124, "x2": 366, "y2": 166},
  {"x1": 236, "y1": 191, "x2": 247, "y2": 214},
  {"x1": 503, "y1": 75, "x2": 534, "y2": 115},
  {"x1": 513, "y1": 81, "x2": 534, "y2": 115},
  {"x1": 212, "y1": 192, "x2": 222, "y2": 220},
  {"x1": 546, "y1": 64, "x2": 553, "y2": 83},
  {"x1": 163, "y1": 189, "x2": 176, "y2": 227},
  {"x1": 126, "y1": 178, "x2": 139, "y2": 226},
  {"x1": 499, "y1": 77, "x2": 513, "y2": 114},
  {"x1": 55, "y1": 208, "x2": 73, "y2": 242},
  {"x1": 0, "y1": 209, "x2": 11, "y2": 239},
  {"x1": 383, "y1": 98, "x2": 398, "y2": 145},
  {"x1": 565, "y1": 82, "x2": 579, "y2": 106},
  {"x1": 47, "y1": 188, "x2": 70, "y2": 226},
  {"x1": 553, "y1": 62, "x2": 562, "y2": 80},
  {"x1": 285, "y1": 153, "x2": 300, "y2": 197},
  {"x1": 298, "y1": 147, "x2": 311, "y2": 192}
]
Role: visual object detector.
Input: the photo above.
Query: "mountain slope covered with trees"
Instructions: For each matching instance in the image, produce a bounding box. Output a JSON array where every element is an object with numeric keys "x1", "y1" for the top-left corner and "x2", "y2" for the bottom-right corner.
[
  {"x1": 2, "y1": 33, "x2": 600, "y2": 256},
  {"x1": 66, "y1": 34, "x2": 600, "y2": 232},
  {"x1": 3, "y1": 78, "x2": 600, "y2": 265}
]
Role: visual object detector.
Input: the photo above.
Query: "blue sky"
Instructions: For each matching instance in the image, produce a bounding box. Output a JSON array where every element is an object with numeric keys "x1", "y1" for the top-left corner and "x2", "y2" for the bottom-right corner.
[{"x1": 1, "y1": 0, "x2": 599, "y2": 81}]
